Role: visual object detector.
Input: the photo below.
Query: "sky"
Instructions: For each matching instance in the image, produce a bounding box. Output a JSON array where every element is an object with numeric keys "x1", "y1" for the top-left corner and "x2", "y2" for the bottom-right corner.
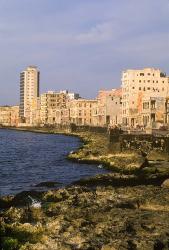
[{"x1": 0, "y1": 0, "x2": 168, "y2": 105}]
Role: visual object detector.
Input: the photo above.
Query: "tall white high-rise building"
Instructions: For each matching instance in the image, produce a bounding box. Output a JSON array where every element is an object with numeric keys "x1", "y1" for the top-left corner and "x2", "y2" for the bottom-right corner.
[{"x1": 19, "y1": 66, "x2": 40, "y2": 122}]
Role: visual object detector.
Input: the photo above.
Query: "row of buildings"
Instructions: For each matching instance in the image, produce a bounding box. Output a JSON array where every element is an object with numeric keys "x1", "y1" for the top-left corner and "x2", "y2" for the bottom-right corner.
[{"x1": 0, "y1": 66, "x2": 169, "y2": 130}]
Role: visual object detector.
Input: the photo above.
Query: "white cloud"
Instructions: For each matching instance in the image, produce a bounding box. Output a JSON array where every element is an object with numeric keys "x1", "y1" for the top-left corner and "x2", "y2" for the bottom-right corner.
[{"x1": 76, "y1": 21, "x2": 115, "y2": 44}]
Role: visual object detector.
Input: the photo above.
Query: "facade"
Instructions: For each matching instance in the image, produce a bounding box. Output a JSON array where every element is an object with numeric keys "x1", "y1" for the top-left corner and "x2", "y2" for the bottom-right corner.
[
  {"x1": 141, "y1": 97, "x2": 166, "y2": 128},
  {"x1": 40, "y1": 91, "x2": 67, "y2": 125},
  {"x1": 19, "y1": 66, "x2": 40, "y2": 123},
  {"x1": 0, "y1": 106, "x2": 19, "y2": 126},
  {"x1": 96, "y1": 89, "x2": 122, "y2": 127},
  {"x1": 30, "y1": 97, "x2": 41, "y2": 126},
  {"x1": 69, "y1": 99, "x2": 98, "y2": 126},
  {"x1": 122, "y1": 68, "x2": 169, "y2": 127}
]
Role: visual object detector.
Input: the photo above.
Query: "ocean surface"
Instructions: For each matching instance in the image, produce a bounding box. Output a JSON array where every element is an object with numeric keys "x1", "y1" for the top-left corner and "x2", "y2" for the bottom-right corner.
[{"x1": 0, "y1": 129, "x2": 108, "y2": 196}]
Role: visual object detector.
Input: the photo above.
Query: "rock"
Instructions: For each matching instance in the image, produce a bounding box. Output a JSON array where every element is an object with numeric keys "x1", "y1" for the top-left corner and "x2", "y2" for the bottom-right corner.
[
  {"x1": 101, "y1": 245, "x2": 116, "y2": 250},
  {"x1": 161, "y1": 179, "x2": 169, "y2": 188},
  {"x1": 11, "y1": 191, "x2": 43, "y2": 207},
  {"x1": 35, "y1": 181, "x2": 60, "y2": 188},
  {"x1": 0, "y1": 196, "x2": 13, "y2": 209}
]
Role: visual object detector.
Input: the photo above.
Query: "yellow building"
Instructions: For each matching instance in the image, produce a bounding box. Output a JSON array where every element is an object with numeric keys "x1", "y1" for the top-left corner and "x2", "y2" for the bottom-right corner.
[
  {"x1": 69, "y1": 99, "x2": 98, "y2": 126},
  {"x1": 30, "y1": 97, "x2": 41, "y2": 126},
  {"x1": 0, "y1": 106, "x2": 19, "y2": 126}
]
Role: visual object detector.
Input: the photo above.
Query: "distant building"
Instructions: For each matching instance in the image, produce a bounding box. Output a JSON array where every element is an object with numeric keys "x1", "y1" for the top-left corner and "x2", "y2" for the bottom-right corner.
[
  {"x1": 60, "y1": 90, "x2": 80, "y2": 100},
  {"x1": 19, "y1": 66, "x2": 40, "y2": 123},
  {"x1": 40, "y1": 90, "x2": 80, "y2": 126},
  {"x1": 122, "y1": 68, "x2": 169, "y2": 127},
  {"x1": 0, "y1": 106, "x2": 19, "y2": 126},
  {"x1": 30, "y1": 97, "x2": 41, "y2": 126},
  {"x1": 40, "y1": 91, "x2": 67, "y2": 125},
  {"x1": 141, "y1": 97, "x2": 166, "y2": 128},
  {"x1": 69, "y1": 99, "x2": 98, "y2": 126},
  {"x1": 96, "y1": 89, "x2": 122, "y2": 127}
]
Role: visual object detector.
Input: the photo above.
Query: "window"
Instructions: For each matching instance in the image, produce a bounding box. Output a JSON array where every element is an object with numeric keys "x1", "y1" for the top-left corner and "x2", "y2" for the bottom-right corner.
[
  {"x1": 148, "y1": 73, "x2": 151, "y2": 76},
  {"x1": 151, "y1": 100, "x2": 156, "y2": 109},
  {"x1": 139, "y1": 87, "x2": 141, "y2": 90},
  {"x1": 148, "y1": 80, "x2": 150, "y2": 83},
  {"x1": 139, "y1": 80, "x2": 141, "y2": 83},
  {"x1": 147, "y1": 87, "x2": 150, "y2": 90},
  {"x1": 143, "y1": 102, "x2": 149, "y2": 109},
  {"x1": 132, "y1": 87, "x2": 135, "y2": 89},
  {"x1": 140, "y1": 73, "x2": 144, "y2": 76}
]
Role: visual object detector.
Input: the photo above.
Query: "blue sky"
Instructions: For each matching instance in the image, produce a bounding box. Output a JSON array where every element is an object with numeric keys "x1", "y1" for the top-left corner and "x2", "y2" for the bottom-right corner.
[{"x1": 0, "y1": 0, "x2": 168, "y2": 105}]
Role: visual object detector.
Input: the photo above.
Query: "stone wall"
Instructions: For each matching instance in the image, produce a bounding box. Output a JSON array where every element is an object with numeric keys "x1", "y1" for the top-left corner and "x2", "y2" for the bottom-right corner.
[
  {"x1": 70, "y1": 124, "x2": 107, "y2": 133},
  {"x1": 109, "y1": 130, "x2": 169, "y2": 153}
]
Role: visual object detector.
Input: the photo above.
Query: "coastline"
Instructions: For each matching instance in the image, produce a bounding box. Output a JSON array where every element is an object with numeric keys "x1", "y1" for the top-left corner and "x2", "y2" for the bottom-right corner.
[{"x1": 1, "y1": 126, "x2": 169, "y2": 249}]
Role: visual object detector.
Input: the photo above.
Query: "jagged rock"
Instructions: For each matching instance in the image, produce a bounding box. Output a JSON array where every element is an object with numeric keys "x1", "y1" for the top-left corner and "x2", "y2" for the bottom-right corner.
[
  {"x1": 161, "y1": 178, "x2": 169, "y2": 188},
  {"x1": 35, "y1": 181, "x2": 61, "y2": 187}
]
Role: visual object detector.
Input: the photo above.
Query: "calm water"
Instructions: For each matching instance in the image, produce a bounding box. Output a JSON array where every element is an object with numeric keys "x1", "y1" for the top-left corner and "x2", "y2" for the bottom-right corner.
[{"x1": 0, "y1": 129, "x2": 108, "y2": 196}]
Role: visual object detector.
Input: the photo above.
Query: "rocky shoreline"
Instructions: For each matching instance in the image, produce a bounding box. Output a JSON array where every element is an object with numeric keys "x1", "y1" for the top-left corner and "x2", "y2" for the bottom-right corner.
[{"x1": 1, "y1": 127, "x2": 169, "y2": 250}]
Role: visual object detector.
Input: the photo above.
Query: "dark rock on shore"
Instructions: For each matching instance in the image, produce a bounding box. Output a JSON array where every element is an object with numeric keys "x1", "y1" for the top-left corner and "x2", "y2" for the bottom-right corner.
[
  {"x1": 72, "y1": 171, "x2": 169, "y2": 188},
  {"x1": 0, "y1": 191, "x2": 43, "y2": 209},
  {"x1": 35, "y1": 181, "x2": 61, "y2": 188}
]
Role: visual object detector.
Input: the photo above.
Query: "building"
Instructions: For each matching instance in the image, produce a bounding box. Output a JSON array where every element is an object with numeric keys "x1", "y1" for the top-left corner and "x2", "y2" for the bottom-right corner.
[
  {"x1": 60, "y1": 90, "x2": 80, "y2": 100},
  {"x1": 122, "y1": 68, "x2": 169, "y2": 127},
  {"x1": 141, "y1": 97, "x2": 166, "y2": 128},
  {"x1": 0, "y1": 106, "x2": 19, "y2": 126},
  {"x1": 96, "y1": 89, "x2": 122, "y2": 127},
  {"x1": 19, "y1": 66, "x2": 40, "y2": 123},
  {"x1": 40, "y1": 91, "x2": 67, "y2": 125},
  {"x1": 69, "y1": 99, "x2": 98, "y2": 126},
  {"x1": 30, "y1": 97, "x2": 41, "y2": 126}
]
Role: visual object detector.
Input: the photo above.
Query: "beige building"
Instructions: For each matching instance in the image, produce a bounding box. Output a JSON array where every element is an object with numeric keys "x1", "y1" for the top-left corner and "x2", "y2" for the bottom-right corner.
[
  {"x1": 69, "y1": 99, "x2": 98, "y2": 126},
  {"x1": 40, "y1": 91, "x2": 68, "y2": 125},
  {"x1": 30, "y1": 97, "x2": 41, "y2": 126},
  {"x1": 19, "y1": 66, "x2": 40, "y2": 123},
  {"x1": 141, "y1": 97, "x2": 166, "y2": 128},
  {"x1": 122, "y1": 68, "x2": 169, "y2": 127},
  {"x1": 95, "y1": 89, "x2": 122, "y2": 127},
  {"x1": 0, "y1": 106, "x2": 19, "y2": 126}
]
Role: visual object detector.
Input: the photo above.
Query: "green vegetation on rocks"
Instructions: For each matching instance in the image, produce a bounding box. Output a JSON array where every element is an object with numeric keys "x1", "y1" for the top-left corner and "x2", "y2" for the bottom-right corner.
[{"x1": 1, "y1": 128, "x2": 169, "y2": 249}]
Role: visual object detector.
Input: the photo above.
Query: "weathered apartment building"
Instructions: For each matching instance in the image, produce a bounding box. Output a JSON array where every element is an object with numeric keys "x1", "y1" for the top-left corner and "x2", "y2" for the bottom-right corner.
[
  {"x1": 38, "y1": 89, "x2": 122, "y2": 127},
  {"x1": 40, "y1": 91, "x2": 67, "y2": 125},
  {"x1": 96, "y1": 89, "x2": 122, "y2": 127},
  {"x1": 122, "y1": 68, "x2": 169, "y2": 128},
  {"x1": 0, "y1": 106, "x2": 19, "y2": 126},
  {"x1": 69, "y1": 99, "x2": 98, "y2": 126},
  {"x1": 40, "y1": 90, "x2": 80, "y2": 126}
]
